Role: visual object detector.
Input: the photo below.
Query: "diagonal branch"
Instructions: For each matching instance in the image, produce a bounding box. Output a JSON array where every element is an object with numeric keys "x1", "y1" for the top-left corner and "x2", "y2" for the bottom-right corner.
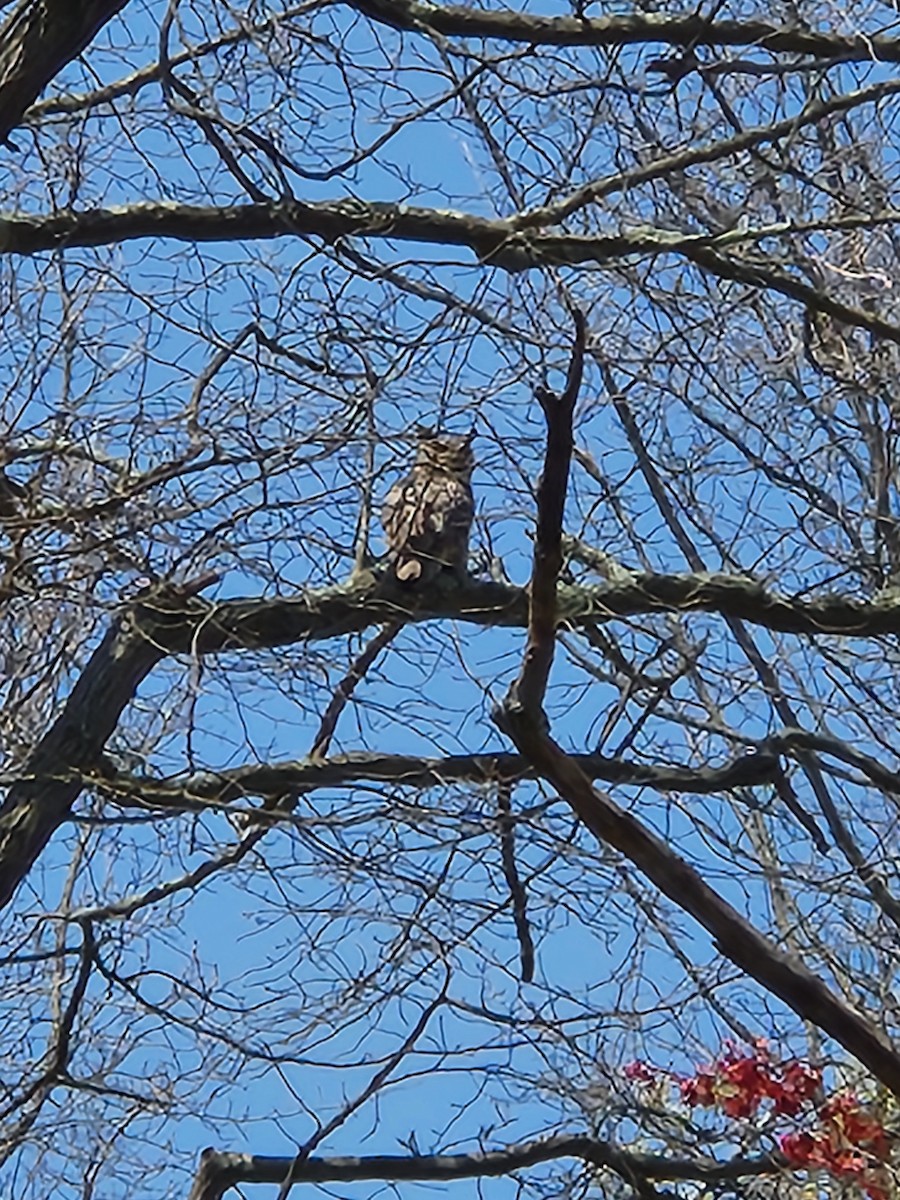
[
  {"x1": 0, "y1": 578, "x2": 214, "y2": 916},
  {"x1": 497, "y1": 323, "x2": 900, "y2": 1098},
  {"x1": 0, "y1": 619, "x2": 164, "y2": 914},
  {"x1": 0, "y1": 0, "x2": 131, "y2": 146},
  {"x1": 605, "y1": 376, "x2": 835, "y2": 851},
  {"x1": 605, "y1": 375, "x2": 900, "y2": 926},
  {"x1": 500, "y1": 717, "x2": 900, "y2": 1095},
  {"x1": 273, "y1": 976, "x2": 448, "y2": 1200},
  {"x1": 511, "y1": 78, "x2": 900, "y2": 232}
]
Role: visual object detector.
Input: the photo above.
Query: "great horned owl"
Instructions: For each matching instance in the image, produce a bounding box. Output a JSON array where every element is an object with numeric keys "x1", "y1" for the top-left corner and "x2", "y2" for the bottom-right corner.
[{"x1": 382, "y1": 430, "x2": 475, "y2": 585}]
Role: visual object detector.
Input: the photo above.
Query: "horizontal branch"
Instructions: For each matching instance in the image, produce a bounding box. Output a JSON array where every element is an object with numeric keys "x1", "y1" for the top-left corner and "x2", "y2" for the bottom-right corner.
[
  {"x1": 129, "y1": 572, "x2": 900, "y2": 656},
  {"x1": 345, "y1": 0, "x2": 900, "y2": 62},
  {"x1": 0, "y1": 198, "x2": 710, "y2": 264},
  {"x1": 6, "y1": 570, "x2": 900, "y2": 914},
  {"x1": 107, "y1": 725, "x2": 900, "y2": 821},
  {"x1": 188, "y1": 1135, "x2": 782, "y2": 1200},
  {"x1": 3, "y1": 201, "x2": 900, "y2": 344},
  {"x1": 89, "y1": 745, "x2": 782, "y2": 812}
]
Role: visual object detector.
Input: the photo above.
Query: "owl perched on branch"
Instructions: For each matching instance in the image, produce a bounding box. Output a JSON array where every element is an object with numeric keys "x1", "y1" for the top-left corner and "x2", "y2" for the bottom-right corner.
[{"x1": 382, "y1": 430, "x2": 475, "y2": 585}]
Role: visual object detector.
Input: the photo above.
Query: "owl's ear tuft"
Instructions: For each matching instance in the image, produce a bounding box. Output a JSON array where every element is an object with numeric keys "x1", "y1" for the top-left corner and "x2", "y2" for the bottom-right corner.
[{"x1": 415, "y1": 424, "x2": 436, "y2": 441}]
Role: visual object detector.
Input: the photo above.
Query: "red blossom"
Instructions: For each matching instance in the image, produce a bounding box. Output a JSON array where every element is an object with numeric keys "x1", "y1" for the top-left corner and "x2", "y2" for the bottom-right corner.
[
  {"x1": 819, "y1": 1093, "x2": 890, "y2": 1161},
  {"x1": 680, "y1": 1069, "x2": 716, "y2": 1108},
  {"x1": 717, "y1": 1082, "x2": 762, "y2": 1120},
  {"x1": 780, "y1": 1090, "x2": 889, "y2": 1200},
  {"x1": 623, "y1": 1061, "x2": 655, "y2": 1083},
  {"x1": 678, "y1": 1044, "x2": 890, "y2": 1200},
  {"x1": 770, "y1": 1060, "x2": 821, "y2": 1116},
  {"x1": 780, "y1": 1129, "x2": 830, "y2": 1166}
]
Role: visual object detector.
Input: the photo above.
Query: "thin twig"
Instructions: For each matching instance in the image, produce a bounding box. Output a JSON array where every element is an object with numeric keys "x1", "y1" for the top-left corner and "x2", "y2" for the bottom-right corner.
[
  {"x1": 275, "y1": 973, "x2": 449, "y2": 1200},
  {"x1": 310, "y1": 624, "x2": 400, "y2": 759}
]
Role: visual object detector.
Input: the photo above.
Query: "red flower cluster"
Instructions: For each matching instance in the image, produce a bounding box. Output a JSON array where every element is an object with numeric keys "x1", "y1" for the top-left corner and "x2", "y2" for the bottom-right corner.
[
  {"x1": 679, "y1": 1039, "x2": 820, "y2": 1120},
  {"x1": 623, "y1": 1060, "x2": 656, "y2": 1084},
  {"x1": 625, "y1": 1041, "x2": 892, "y2": 1200},
  {"x1": 780, "y1": 1092, "x2": 891, "y2": 1200}
]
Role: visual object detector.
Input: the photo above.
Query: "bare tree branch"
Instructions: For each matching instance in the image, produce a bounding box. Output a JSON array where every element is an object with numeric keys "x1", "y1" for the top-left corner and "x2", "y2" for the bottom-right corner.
[
  {"x1": 343, "y1": 0, "x2": 900, "y2": 62},
  {"x1": 496, "y1": 779, "x2": 535, "y2": 982},
  {"x1": 5, "y1": 559, "x2": 900, "y2": 915},
  {"x1": 0, "y1": 579, "x2": 214, "y2": 915},
  {"x1": 512, "y1": 78, "x2": 900, "y2": 231},
  {"x1": 4, "y1": 202, "x2": 900, "y2": 344},
  {"x1": 188, "y1": 1134, "x2": 787, "y2": 1200},
  {"x1": 82, "y1": 743, "x2": 781, "y2": 813},
  {"x1": 273, "y1": 978, "x2": 449, "y2": 1200},
  {"x1": 128, "y1": 572, "x2": 900, "y2": 651},
  {"x1": 0, "y1": 620, "x2": 163, "y2": 915},
  {"x1": 500, "y1": 716, "x2": 900, "y2": 1096},
  {"x1": 509, "y1": 309, "x2": 586, "y2": 720},
  {"x1": 498, "y1": 321, "x2": 900, "y2": 1098},
  {"x1": 95, "y1": 723, "x2": 900, "y2": 831}
]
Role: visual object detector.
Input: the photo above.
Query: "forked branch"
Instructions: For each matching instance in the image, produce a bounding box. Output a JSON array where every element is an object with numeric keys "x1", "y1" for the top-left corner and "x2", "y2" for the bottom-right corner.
[{"x1": 496, "y1": 315, "x2": 900, "y2": 1097}]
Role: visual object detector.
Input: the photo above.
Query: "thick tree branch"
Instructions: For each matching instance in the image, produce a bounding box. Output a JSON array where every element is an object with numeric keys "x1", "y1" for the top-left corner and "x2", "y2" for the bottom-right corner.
[
  {"x1": 501, "y1": 716, "x2": 900, "y2": 1095},
  {"x1": 510, "y1": 310, "x2": 586, "y2": 719},
  {"x1": 0, "y1": 620, "x2": 164, "y2": 914},
  {"x1": 0, "y1": 199, "x2": 682, "y2": 259},
  {"x1": 4, "y1": 202, "x2": 900, "y2": 344},
  {"x1": 487, "y1": 310, "x2": 583, "y2": 981},
  {"x1": 344, "y1": 0, "x2": 900, "y2": 62},
  {"x1": 127, "y1": 572, "x2": 900, "y2": 651},
  {"x1": 0, "y1": 580, "x2": 213, "y2": 915},
  {"x1": 188, "y1": 1135, "x2": 785, "y2": 1200},
  {"x1": 7, "y1": 566, "x2": 900, "y2": 916},
  {"x1": 498, "y1": 329, "x2": 900, "y2": 1097},
  {"x1": 0, "y1": 0, "x2": 130, "y2": 146},
  {"x1": 85, "y1": 744, "x2": 783, "y2": 813}
]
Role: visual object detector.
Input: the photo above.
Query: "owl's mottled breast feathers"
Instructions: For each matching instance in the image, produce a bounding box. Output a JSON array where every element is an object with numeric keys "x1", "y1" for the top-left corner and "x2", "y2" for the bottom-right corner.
[{"x1": 382, "y1": 432, "x2": 475, "y2": 584}]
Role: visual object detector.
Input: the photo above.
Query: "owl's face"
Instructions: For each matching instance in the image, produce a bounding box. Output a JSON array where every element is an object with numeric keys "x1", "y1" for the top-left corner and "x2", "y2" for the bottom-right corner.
[{"x1": 414, "y1": 432, "x2": 475, "y2": 479}]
